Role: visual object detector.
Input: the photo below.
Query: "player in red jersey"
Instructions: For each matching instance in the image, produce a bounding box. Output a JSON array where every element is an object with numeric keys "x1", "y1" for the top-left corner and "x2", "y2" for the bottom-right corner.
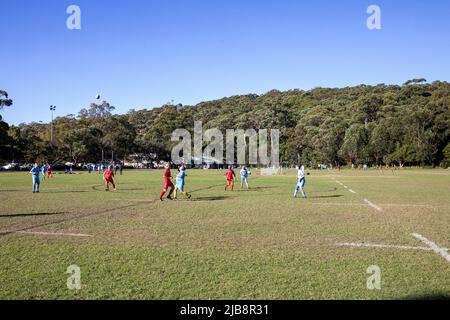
[
  {"x1": 159, "y1": 163, "x2": 175, "y2": 201},
  {"x1": 46, "y1": 163, "x2": 53, "y2": 178},
  {"x1": 224, "y1": 166, "x2": 236, "y2": 191},
  {"x1": 103, "y1": 165, "x2": 116, "y2": 191}
]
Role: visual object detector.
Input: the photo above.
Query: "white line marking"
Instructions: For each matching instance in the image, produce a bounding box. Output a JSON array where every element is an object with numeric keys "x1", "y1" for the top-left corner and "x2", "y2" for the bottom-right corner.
[
  {"x1": 412, "y1": 233, "x2": 450, "y2": 263},
  {"x1": 336, "y1": 242, "x2": 449, "y2": 252},
  {"x1": 363, "y1": 198, "x2": 382, "y2": 212},
  {"x1": 348, "y1": 189, "x2": 356, "y2": 194},
  {"x1": 343, "y1": 185, "x2": 348, "y2": 189},
  {"x1": 337, "y1": 242, "x2": 434, "y2": 251},
  {"x1": 309, "y1": 202, "x2": 367, "y2": 206},
  {"x1": 15, "y1": 231, "x2": 92, "y2": 237}
]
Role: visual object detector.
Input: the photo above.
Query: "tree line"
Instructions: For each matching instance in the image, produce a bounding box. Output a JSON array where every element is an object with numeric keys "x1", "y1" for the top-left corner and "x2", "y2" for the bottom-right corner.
[{"x1": 1, "y1": 80, "x2": 449, "y2": 168}]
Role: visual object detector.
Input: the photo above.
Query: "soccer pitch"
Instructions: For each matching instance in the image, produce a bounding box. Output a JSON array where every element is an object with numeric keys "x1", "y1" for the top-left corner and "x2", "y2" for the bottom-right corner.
[{"x1": 0, "y1": 169, "x2": 448, "y2": 300}]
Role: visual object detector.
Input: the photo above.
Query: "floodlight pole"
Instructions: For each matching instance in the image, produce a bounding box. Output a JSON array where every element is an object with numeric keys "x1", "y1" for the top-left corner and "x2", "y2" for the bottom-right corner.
[{"x1": 50, "y1": 105, "x2": 56, "y2": 144}]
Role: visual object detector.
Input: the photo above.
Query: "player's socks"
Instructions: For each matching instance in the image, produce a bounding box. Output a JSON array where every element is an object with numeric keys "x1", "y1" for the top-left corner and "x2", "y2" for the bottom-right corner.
[
  {"x1": 159, "y1": 191, "x2": 165, "y2": 200},
  {"x1": 181, "y1": 191, "x2": 190, "y2": 198}
]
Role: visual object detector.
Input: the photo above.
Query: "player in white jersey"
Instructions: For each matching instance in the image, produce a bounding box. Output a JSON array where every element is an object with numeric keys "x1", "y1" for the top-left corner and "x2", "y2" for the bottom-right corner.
[
  {"x1": 240, "y1": 166, "x2": 250, "y2": 190},
  {"x1": 294, "y1": 165, "x2": 307, "y2": 198}
]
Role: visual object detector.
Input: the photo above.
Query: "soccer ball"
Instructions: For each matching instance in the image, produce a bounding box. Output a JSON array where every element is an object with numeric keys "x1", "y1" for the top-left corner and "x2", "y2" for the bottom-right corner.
[{"x1": 96, "y1": 94, "x2": 100, "y2": 100}]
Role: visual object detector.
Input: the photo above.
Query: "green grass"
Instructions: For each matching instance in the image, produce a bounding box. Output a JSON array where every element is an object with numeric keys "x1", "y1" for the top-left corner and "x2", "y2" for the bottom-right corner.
[{"x1": 0, "y1": 168, "x2": 449, "y2": 299}]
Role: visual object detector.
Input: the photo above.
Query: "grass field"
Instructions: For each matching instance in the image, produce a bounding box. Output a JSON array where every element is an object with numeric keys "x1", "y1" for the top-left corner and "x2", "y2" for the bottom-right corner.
[{"x1": 0, "y1": 168, "x2": 449, "y2": 300}]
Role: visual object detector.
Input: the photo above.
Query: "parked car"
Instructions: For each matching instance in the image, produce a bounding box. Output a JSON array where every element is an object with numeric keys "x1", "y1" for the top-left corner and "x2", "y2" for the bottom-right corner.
[
  {"x1": 1, "y1": 163, "x2": 19, "y2": 171},
  {"x1": 19, "y1": 164, "x2": 33, "y2": 171}
]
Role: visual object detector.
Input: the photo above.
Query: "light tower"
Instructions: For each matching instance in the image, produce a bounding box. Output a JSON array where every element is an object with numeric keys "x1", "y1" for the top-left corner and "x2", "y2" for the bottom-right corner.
[{"x1": 50, "y1": 105, "x2": 56, "y2": 144}]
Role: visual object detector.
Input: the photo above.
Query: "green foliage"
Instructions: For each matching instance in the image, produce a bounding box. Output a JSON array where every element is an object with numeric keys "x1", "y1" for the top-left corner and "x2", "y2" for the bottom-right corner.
[
  {"x1": 0, "y1": 90, "x2": 13, "y2": 119},
  {"x1": 2, "y1": 81, "x2": 450, "y2": 166}
]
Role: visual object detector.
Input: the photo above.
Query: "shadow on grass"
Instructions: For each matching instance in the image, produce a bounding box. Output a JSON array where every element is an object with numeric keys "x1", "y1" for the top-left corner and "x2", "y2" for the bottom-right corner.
[
  {"x1": 247, "y1": 186, "x2": 276, "y2": 190},
  {"x1": 0, "y1": 212, "x2": 67, "y2": 218},
  {"x1": 309, "y1": 195, "x2": 344, "y2": 199},
  {"x1": 400, "y1": 293, "x2": 450, "y2": 300},
  {"x1": 182, "y1": 196, "x2": 229, "y2": 202},
  {"x1": 91, "y1": 185, "x2": 145, "y2": 192},
  {"x1": 46, "y1": 190, "x2": 90, "y2": 193}
]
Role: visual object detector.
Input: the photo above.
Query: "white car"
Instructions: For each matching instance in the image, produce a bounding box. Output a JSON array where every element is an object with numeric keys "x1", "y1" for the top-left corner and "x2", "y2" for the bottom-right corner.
[{"x1": 2, "y1": 163, "x2": 17, "y2": 170}]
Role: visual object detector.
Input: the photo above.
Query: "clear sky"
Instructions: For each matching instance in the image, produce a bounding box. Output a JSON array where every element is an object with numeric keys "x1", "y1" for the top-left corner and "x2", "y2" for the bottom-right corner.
[{"x1": 1, "y1": 0, "x2": 450, "y2": 125}]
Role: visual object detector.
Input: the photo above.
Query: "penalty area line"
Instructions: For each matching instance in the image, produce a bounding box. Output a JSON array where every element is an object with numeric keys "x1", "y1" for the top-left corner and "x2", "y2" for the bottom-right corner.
[
  {"x1": 15, "y1": 231, "x2": 92, "y2": 237},
  {"x1": 335, "y1": 242, "x2": 438, "y2": 252},
  {"x1": 412, "y1": 233, "x2": 450, "y2": 263}
]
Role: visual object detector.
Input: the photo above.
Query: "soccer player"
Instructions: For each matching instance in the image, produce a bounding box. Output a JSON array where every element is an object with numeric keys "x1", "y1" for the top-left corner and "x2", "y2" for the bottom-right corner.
[
  {"x1": 294, "y1": 165, "x2": 307, "y2": 198},
  {"x1": 103, "y1": 165, "x2": 116, "y2": 191},
  {"x1": 41, "y1": 162, "x2": 47, "y2": 181},
  {"x1": 30, "y1": 163, "x2": 40, "y2": 193},
  {"x1": 159, "y1": 163, "x2": 175, "y2": 201},
  {"x1": 225, "y1": 166, "x2": 236, "y2": 191},
  {"x1": 174, "y1": 165, "x2": 191, "y2": 200},
  {"x1": 240, "y1": 165, "x2": 250, "y2": 190},
  {"x1": 46, "y1": 163, "x2": 53, "y2": 178}
]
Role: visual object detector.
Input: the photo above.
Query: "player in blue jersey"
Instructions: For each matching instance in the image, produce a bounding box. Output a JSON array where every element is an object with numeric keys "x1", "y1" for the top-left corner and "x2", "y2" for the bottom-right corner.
[
  {"x1": 294, "y1": 165, "x2": 307, "y2": 198},
  {"x1": 30, "y1": 163, "x2": 41, "y2": 193},
  {"x1": 173, "y1": 165, "x2": 191, "y2": 199},
  {"x1": 41, "y1": 163, "x2": 48, "y2": 181}
]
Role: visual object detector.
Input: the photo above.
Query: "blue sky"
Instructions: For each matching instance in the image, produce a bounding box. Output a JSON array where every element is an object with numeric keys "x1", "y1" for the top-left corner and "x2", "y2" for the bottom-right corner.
[{"x1": 1, "y1": 0, "x2": 450, "y2": 125}]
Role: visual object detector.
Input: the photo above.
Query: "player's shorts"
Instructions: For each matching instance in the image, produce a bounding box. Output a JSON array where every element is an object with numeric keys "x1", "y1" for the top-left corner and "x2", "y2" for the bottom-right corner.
[
  {"x1": 163, "y1": 179, "x2": 174, "y2": 189},
  {"x1": 175, "y1": 179, "x2": 185, "y2": 191},
  {"x1": 296, "y1": 179, "x2": 305, "y2": 189},
  {"x1": 32, "y1": 176, "x2": 40, "y2": 184},
  {"x1": 226, "y1": 179, "x2": 234, "y2": 183},
  {"x1": 241, "y1": 176, "x2": 248, "y2": 181},
  {"x1": 105, "y1": 177, "x2": 114, "y2": 183}
]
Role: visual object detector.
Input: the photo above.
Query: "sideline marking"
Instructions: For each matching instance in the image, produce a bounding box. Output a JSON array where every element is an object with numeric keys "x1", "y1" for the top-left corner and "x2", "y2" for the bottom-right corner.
[
  {"x1": 412, "y1": 233, "x2": 450, "y2": 263},
  {"x1": 363, "y1": 198, "x2": 382, "y2": 212},
  {"x1": 333, "y1": 180, "x2": 382, "y2": 212}
]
